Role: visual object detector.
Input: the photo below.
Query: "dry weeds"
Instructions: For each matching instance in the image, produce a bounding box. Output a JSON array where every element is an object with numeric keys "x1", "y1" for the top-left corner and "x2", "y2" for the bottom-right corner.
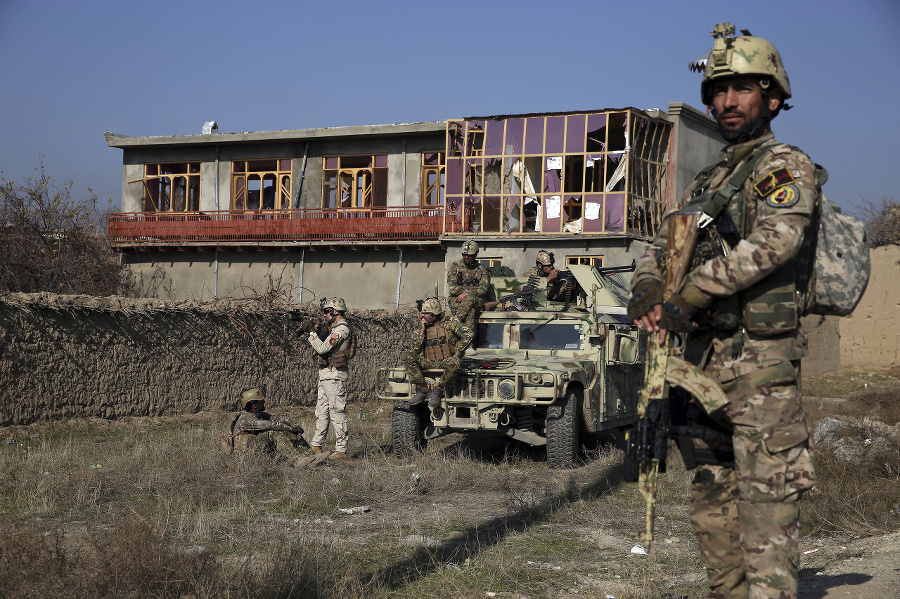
[{"x1": 1, "y1": 372, "x2": 897, "y2": 598}]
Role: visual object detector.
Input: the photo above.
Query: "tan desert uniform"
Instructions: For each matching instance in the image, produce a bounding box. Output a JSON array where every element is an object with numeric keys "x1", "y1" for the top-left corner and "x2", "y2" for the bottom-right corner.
[{"x1": 308, "y1": 320, "x2": 352, "y2": 453}]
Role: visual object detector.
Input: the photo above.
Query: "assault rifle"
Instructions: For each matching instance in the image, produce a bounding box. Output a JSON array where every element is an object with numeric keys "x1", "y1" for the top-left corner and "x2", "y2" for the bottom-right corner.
[
  {"x1": 483, "y1": 274, "x2": 541, "y2": 311},
  {"x1": 623, "y1": 210, "x2": 730, "y2": 550},
  {"x1": 290, "y1": 299, "x2": 331, "y2": 341}
]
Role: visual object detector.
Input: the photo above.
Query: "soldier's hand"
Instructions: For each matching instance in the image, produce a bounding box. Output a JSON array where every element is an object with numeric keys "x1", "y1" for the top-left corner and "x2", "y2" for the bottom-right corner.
[
  {"x1": 456, "y1": 292, "x2": 468, "y2": 302},
  {"x1": 628, "y1": 280, "x2": 664, "y2": 330},
  {"x1": 547, "y1": 268, "x2": 559, "y2": 282},
  {"x1": 658, "y1": 293, "x2": 698, "y2": 342}
]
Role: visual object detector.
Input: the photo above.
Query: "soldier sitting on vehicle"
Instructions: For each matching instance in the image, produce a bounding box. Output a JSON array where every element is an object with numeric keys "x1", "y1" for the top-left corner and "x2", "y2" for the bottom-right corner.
[
  {"x1": 401, "y1": 298, "x2": 474, "y2": 408},
  {"x1": 524, "y1": 250, "x2": 574, "y2": 303},
  {"x1": 224, "y1": 387, "x2": 312, "y2": 467}
]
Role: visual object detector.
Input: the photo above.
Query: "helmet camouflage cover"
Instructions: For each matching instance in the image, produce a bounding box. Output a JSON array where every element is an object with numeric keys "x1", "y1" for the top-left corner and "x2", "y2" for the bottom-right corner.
[
  {"x1": 322, "y1": 297, "x2": 347, "y2": 312},
  {"x1": 698, "y1": 23, "x2": 791, "y2": 107},
  {"x1": 240, "y1": 387, "x2": 265, "y2": 409},
  {"x1": 535, "y1": 250, "x2": 554, "y2": 266},
  {"x1": 420, "y1": 298, "x2": 443, "y2": 317},
  {"x1": 461, "y1": 240, "x2": 479, "y2": 256}
]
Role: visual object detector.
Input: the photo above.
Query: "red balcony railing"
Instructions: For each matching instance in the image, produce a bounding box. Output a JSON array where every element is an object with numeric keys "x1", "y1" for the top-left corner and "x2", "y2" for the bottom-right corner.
[{"x1": 108, "y1": 207, "x2": 444, "y2": 246}]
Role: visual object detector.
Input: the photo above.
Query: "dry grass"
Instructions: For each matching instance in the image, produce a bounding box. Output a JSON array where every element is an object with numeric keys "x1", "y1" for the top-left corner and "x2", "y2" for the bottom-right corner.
[{"x1": 1, "y1": 381, "x2": 897, "y2": 598}]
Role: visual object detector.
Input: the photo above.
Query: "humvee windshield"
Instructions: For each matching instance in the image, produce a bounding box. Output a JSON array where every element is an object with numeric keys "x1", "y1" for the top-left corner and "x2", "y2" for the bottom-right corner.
[
  {"x1": 520, "y1": 323, "x2": 584, "y2": 351},
  {"x1": 477, "y1": 323, "x2": 505, "y2": 349}
]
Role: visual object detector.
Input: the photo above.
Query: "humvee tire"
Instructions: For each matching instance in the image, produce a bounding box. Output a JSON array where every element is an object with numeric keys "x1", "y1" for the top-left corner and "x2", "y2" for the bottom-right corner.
[
  {"x1": 392, "y1": 404, "x2": 428, "y2": 458},
  {"x1": 546, "y1": 389, "x2": 581, "y2": 469}
]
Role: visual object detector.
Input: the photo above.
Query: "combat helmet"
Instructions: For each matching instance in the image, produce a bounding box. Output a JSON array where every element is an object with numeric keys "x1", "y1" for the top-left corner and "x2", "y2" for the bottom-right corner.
[
  {"x1": 461, "y1": 240, "x2": 479, "y2": 256},
  {"x1": 322, "y1": 297, "x2": 347, "y2": 313},
  {"x1": 535, "y1": 250, "x2": 555, "y2": 266},
  {"x1": 240, "y1": 387, "x2": 265, "y2": 409},
  {"x1": 419, "y1": 298, "x2": 443, "y2": 318},
  {"x1": 695, "y1": 23, "x2": 791, "y2": 112}
]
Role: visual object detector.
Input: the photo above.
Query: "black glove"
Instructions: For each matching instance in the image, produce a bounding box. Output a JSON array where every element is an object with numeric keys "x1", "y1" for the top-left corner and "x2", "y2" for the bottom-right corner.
[
  {"x1": 658, "y1": 293, "x2": 697, "y2": 332},
  {"x1": 627, "y1": 280, "x2": 663, "y2": 323}
]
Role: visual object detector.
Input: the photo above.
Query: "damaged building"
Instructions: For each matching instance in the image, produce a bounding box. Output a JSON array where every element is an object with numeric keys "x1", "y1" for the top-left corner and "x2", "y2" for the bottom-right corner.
[{"x1": 105, "y1": 102, "x2": 721, "y2": 307}]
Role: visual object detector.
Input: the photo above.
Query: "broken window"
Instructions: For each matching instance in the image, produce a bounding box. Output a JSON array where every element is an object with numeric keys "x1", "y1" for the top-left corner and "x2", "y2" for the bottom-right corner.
[
  {"x1": 322, "y1": 154, "x2": 388, "y2": 209},
  {"x1": 139, "y1": 162, "x2": 200, "y2": 212},
  {"x1": 231, "y1": 159, "x2": 292, "y2": 211},
  {"x1": 421, "y1": 152, "x2": 445, "y2": 207},
  {"x1": 443, "y1": 109, "x2": 670, "y2": 237}
]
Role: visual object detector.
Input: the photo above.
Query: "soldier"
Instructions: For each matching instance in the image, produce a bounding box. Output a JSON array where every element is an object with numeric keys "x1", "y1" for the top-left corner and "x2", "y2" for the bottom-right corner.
[
  {"x1": 446, "y1": 240, "x2": 491, "y2": 328},
  {"x1": 628, "y1": 24, "x2": 818, "y2": 598},
  {"x1": 524, "y1": 250, "x2": 571, "y2": 302},
  {"x1": 401, "y1": 298, "x2": 474, "y2": 408},
  {"x1": 229, "y1": 387, "x2": 310, "y2": 466},
  {"x1": 306, "y1": 297, "x2": 354, "y2": 460}
]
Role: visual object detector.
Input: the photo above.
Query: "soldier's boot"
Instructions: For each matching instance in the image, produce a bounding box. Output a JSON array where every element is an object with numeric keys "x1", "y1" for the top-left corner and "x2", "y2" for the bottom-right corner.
[
  {"x1": 329, "y1": 451, "x2": 348, "y2": 460},
  {"x1": 428, "y1": 385, "x2": 445, "y2": 408},
  {"x1": 311, "y1": 445, "x2": 323, "y2": 454},
  {"x1": 409, "y1": 384, "x2": 430, "y2": 406}
]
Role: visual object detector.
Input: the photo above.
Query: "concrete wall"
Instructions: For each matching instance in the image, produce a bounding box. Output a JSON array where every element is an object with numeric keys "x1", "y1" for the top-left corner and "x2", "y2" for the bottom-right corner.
[
  {"x1": 0, "y1": 294, "x2": 416, "y2": 426},
  {"x1": 839, "y1": 244, "x2": 900, "y2": 374},
  {"x1": 124, "y1": 247, "x2": 446, "y2": 310}
]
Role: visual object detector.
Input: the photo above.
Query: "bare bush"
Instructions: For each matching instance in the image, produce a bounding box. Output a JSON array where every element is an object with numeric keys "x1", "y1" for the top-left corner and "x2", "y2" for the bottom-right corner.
[
  {"x1": 857, "y1": 195, "x2": 900, "y2": 248},
  {"x1": 0, "y1": 161, "x2": 126, "y2": 295}
]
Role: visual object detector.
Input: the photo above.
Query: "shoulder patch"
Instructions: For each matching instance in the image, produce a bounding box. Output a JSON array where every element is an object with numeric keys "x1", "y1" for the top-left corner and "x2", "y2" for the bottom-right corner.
[
  {"x1": 765, "y1": 184, "x2": 800, "y2": 208},
  {"x1": 754, "y1": 167, "x2": 795, "y2": 196},
  {"x1": 460, "y1": 325, "x2": 471, "y2": 333}
]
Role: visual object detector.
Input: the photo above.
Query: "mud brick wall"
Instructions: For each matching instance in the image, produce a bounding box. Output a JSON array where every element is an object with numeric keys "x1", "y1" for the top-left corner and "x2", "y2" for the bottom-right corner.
[{"x1": 0, "y1": 293, "x2": 416, "y2": 426}]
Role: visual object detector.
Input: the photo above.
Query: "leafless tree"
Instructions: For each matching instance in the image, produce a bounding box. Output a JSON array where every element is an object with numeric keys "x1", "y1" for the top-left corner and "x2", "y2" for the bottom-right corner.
[
  {"x1": 857, "y1": 195, "x2": 900, "y2": 248},
  {"x1": 0, "y1": 161, "x2": 126, "y2": 295}
]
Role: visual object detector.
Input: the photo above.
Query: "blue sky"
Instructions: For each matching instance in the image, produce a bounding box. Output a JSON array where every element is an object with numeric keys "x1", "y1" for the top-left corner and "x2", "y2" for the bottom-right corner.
[{"x1": 1, "y1": 0, "x2": 897, "y2": 212}]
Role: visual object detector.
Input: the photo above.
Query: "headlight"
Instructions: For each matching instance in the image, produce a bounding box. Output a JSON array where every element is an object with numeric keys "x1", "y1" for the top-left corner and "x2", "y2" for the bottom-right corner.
[
  {"x1": 498, "y1": 378, "x2": 516, "y2": 400},
  {"x1": 527, "y1": 373, "x2": 543, "y2": 385}
]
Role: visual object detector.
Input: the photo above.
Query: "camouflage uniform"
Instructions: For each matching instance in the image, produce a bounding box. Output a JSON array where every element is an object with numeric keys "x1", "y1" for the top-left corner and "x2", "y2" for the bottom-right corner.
[
  {"x1": 308, "y1": 320, "x2": 352, "y2": 453},
  {"x1": 401, "y1": 314, "x2": 474, "y2": 388},
  {"x1": 632, "y1": 132, "x2": 818, "y2": 598},
  {"x1": 524, "y1": 266, "x2": 569, "y2": 302},
  {"x1": 232, "y1": 410, "x2": 306, "y2": 463},
  {"x1": 447, "y1": 259, "x2": 491, "y2": 327}
]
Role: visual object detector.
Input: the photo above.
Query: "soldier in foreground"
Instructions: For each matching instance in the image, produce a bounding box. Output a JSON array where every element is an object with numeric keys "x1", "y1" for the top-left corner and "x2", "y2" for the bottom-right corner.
[
  {"x1": 446, "y1": 240, "x2": 491, "y2": 328},
  {"x1": 628, "y1": 25, "x2": 818, "y2": 598},
  {"x1": 524, "y1": 250, "x2": 571, "y2": 302},
  {"x1": 306, "y1": 297, "x2": 354, "y2": 460},
  {"x1": 228, "y1": 387, "x2": 310, "y2": 466},
  {"x1": 401, "y1": 298, "x2": 474, "y2": 408}
]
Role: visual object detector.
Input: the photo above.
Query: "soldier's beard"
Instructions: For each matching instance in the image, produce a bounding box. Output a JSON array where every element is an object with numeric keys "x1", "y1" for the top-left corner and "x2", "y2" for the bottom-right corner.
[{"x1": 714, "y1": 109, "x2": 771, "y2": 144}]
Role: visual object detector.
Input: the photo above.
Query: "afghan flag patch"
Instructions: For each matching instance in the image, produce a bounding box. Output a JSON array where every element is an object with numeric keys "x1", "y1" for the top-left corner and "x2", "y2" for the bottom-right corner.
[
  {"x1": 766, "y1": 184, "x2": 800, "y2": 208},
  {"x1": 754, "y1": 167, "x2": 795, "y2": 196}
]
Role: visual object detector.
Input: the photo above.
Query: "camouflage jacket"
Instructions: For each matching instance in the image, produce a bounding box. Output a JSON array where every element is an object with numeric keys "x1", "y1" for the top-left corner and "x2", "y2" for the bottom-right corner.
[
  {"x1": 632, "y1": 133, "x2": 817, "y2": 379},
  {"x1": 447, "y1": 260, "x2": 491, "y2": 298},
  {"x1": 408, "y1": 315, "x2": 474, "y2": 359},
  {"x1": 233, "y1": 411, "x2": 297, "y2": 437},
  {"x1": 524, "y1": 266, "x2": 568, "y2": 301}
]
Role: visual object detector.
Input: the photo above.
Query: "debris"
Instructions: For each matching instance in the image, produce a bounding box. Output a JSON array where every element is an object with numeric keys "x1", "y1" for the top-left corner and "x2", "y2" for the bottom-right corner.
[
  {"x1": 526, "y1": 560, "x2": 561, "y2": 570},
  {"x1": 803, "y1": 548, "x2": 820, "y2": 555},
  {"x1": 445, "y1": 563, "x2": 461, "y2": 571},
  {"x1": 631, "y1": 545, "x2": 648, "y2": 555},
  {"x1": 339, "y1": 505, "x2": 371, "y2": 515}
]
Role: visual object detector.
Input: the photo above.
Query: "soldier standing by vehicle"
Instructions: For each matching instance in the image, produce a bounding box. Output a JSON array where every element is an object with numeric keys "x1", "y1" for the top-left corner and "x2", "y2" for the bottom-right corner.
[
  {"x1": 307, "y1": 297, "x2": 354, "y2": 460},
  {"x1": 524, "y1": 250, "x2": 570, "y2": 302},
  {"x1": 229, "y1": 387, "x2": 310, "y2": 466},
  {"x1": 402, "y1": 298, "x2": 474, "y2": 408},
  {"x1": 628, "y1": 25, "x2": 818, "y2": 598},
  {"x1": 447, "y1": 240, "x2": 491, "y2": 328}
]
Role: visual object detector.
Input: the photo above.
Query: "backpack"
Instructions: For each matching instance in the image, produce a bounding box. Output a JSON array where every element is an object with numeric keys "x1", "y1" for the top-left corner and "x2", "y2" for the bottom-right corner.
[
  {"x1": 804, "y1": 188, "x2": 870, "y2": 316},
  {"x1": 694, "y1": 145, "x2": 869, "y2": 318}
]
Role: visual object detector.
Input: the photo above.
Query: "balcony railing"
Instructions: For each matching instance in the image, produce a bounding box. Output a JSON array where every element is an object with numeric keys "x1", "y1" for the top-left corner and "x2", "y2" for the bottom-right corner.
[{"x1": 107, "y1": 207, "x2": 444, "y2": 246}]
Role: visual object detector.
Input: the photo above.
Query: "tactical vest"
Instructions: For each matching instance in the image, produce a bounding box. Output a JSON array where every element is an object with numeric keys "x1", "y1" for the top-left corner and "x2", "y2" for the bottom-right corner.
[
  {"x1": 456, "y1": 265, "x2": 484, "y2": 290},
  {"x1": 423, "y1": 321, "x2": 455, "y2": 361},
  {"x1": 315, "y1": 322, "x2": 355, "y2": 369},
  {"x1": 684, "y1": 141, "x2": 815, "y2": 338}
]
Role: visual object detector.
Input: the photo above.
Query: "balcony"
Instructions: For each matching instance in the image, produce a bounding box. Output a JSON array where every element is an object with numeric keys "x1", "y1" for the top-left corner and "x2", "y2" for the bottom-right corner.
[{"x1": 107, "y1": 207, "x2": 444, "y2": 248}]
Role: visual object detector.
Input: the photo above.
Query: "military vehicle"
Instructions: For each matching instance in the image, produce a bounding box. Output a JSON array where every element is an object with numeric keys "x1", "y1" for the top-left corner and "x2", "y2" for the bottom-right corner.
[{"x1": 375, "y1": 264, "x2": 647, "y2": 468}]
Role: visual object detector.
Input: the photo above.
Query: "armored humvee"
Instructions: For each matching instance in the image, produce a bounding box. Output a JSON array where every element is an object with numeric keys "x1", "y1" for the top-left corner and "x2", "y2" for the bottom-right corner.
[{"x1": 375, "y1": 264, "x2": 646, "y2": 468}]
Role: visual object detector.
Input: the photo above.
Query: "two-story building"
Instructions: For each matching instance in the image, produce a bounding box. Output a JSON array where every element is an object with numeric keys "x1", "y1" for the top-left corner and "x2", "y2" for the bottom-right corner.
[{"x1": 106, "y1": 102, "x2": 721, "y2": 308}]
